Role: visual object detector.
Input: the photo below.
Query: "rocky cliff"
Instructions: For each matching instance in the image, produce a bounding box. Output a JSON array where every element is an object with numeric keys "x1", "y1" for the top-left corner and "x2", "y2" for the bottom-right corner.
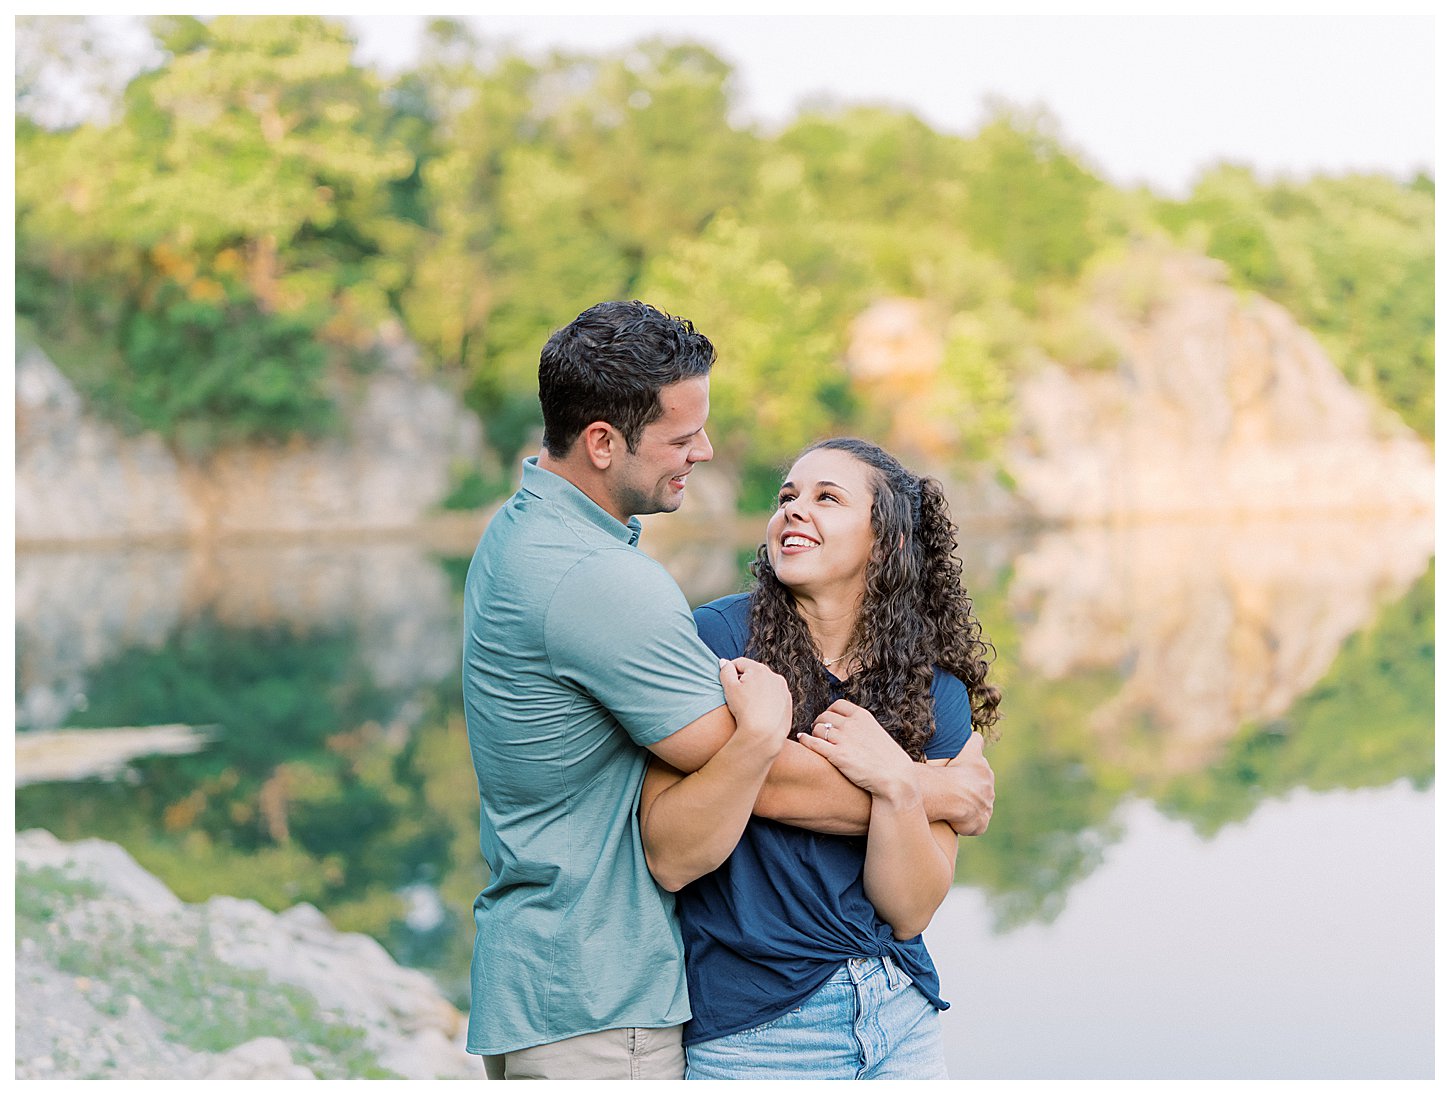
[
  {"x1": 16, "y1": 247, "x2": 1435, "y2": 540},
  {"x1": 847, "y1": 247, "x2": 1434, "y2": 521},
  {"x1": 15, "y1": 329, "x2": 486, "y2": 543}
]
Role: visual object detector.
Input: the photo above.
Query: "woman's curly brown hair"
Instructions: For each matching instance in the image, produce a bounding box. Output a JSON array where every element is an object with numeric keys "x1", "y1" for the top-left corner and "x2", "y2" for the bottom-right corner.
[{"x1": 745, "y1": 437, "x2": 1001, "y2": 760}]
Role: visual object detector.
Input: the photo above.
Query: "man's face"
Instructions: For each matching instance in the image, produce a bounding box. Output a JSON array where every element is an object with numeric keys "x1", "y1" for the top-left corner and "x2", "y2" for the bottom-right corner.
[{"x1": 608, "y1": 375, "x2": 714, "y2": 520}]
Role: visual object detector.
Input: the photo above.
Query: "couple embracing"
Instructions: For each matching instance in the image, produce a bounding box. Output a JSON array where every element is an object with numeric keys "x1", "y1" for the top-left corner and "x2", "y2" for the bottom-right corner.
[{"x1": 462, "y1": 301, "x2": 1001, "y2": 1081}]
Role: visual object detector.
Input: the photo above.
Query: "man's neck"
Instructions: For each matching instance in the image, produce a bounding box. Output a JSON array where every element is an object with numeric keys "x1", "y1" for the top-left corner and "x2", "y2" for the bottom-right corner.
[{"x1": 537, "y1": 450, "x2": 631, "y2": 526}]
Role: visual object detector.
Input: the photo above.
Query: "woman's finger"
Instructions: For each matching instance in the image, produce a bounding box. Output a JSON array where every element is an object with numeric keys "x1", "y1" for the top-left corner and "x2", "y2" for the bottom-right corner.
[{"x1": 797, "y1": 732, "x2": 836, "y2": 756}]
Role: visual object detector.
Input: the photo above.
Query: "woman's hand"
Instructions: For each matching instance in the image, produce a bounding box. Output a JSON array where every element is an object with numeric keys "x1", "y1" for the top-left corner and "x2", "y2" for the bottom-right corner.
[{"x1": 798, "y1": 699, "x2": 918, "y2": 805}]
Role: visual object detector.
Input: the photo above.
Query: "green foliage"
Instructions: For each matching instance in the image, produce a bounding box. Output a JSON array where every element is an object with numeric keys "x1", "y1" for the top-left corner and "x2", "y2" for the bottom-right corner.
[
  {"x1": 638, "y1": 212, "x2": 847, "y2": 468},
  {"x1": 955, "y1": 104, "x2": 1112, "y2": 297},
  {"x1": 1159, "y1": 166, "x2": 1434, "y2": 437},
  {"x1": 16, "y1": 14, "x2": 419, "y2": 453},
  {"x1": 111, "y1": 277, "x2": 335, "y2": 453},
  {"x1": 14, "y1": 15, "x2": 1432, "y2": 471},
  {"x1": 440, "y1": 464, "x2": 514, "y2": 511}
]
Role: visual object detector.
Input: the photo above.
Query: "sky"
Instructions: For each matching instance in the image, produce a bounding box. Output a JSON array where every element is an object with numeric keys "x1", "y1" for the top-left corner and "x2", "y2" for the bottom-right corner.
[{"x1": 339, "y1": 4, "x2": 1437, "y2": 197}]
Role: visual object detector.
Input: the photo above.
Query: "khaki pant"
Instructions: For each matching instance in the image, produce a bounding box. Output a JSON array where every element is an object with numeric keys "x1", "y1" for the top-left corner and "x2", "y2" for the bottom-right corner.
[{"x1": 482, "y1": 1025, "x2": 685, "y2": 1080}]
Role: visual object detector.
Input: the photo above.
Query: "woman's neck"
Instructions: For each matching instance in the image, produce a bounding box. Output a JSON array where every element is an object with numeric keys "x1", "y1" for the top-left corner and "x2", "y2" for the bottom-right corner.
[{"x1": 790, "y1": 585, "x2": 863, "y2": 668}]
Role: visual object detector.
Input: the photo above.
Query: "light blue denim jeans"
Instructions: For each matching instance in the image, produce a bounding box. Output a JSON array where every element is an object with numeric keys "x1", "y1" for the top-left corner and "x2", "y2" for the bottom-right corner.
[{"x1": 684, "y1": 955, "x2": 949, "y2": 1080}]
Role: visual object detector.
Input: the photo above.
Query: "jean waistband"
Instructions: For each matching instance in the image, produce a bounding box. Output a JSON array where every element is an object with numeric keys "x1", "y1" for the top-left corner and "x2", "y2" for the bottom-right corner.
[{"x1": 825, "y1": 954, "x2": 905, "y2": 990}]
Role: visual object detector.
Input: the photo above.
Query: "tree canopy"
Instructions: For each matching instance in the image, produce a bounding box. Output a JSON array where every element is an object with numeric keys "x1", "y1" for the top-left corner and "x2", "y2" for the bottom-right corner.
[{"x1": 16, "y1": 15, "x2": 1433, "y2": 481}]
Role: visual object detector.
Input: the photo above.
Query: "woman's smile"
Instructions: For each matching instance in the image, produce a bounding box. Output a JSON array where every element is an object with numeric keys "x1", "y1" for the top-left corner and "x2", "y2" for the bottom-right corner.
[
  {"x1": 779, "y1": 532, "x2": 820, "y2": 553},
  {"x1": 767, "y1": 448, "x2": 877, "y2": 597}
]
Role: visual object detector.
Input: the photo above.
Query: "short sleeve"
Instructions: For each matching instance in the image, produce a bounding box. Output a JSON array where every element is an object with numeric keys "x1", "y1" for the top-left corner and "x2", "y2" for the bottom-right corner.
[
  {"x1": 545, "y1": 548, "x2": 726, "y2": 747},
  {"x1": 693, "y1": 594, "x2": 751, "y2": 660},
  {"x1": 926, "y1": 669, "x2": 974, "y2": 760}
]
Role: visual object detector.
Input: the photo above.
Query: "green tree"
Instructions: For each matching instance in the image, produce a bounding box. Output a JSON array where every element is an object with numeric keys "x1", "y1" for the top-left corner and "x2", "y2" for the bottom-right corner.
[
  {"x1": 17, "y1": 15, "x2": 417, "y2": 451},
  {"x1": 637, "y1": 213, "x2": 846, "y2": 483},
  {"x1": 955, "y1": 103, "x2": 1110, "y2": 296}
]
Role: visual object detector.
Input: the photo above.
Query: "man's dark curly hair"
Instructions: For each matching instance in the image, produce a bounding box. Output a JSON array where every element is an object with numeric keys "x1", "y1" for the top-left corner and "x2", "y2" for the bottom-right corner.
[
  {"x1": 745, "y1": 437, "x2": 1001, "y2": 760},
  {"x1": 539, "y1": 300, "x2": 715, "y2": 457}
]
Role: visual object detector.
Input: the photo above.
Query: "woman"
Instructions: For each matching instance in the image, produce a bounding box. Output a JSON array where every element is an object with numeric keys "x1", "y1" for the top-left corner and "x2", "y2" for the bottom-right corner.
[{"x1": 640, "y1": 437, "x2": 1001, "y2": 1080}]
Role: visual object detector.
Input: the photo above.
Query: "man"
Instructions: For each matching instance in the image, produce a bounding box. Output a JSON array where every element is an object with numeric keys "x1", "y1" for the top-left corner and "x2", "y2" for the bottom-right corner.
[{"x1": 462, "y1": 301, "x2": 993, "y2": 1080}]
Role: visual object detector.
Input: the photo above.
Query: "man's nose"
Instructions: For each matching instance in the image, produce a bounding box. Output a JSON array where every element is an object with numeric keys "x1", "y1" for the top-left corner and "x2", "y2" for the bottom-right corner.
[{"x1": 690, "y1": 430, "x2": 714, "y2": 463}]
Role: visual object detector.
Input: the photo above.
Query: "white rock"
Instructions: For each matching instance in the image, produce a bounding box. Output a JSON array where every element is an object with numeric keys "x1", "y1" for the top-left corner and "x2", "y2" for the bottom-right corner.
[
  {"x1": 205, "y1": 1037, "x2": 317, "y2": 1080},
  {"x1": 15, "y1": 829, "x2": 182, "y2": 912}
]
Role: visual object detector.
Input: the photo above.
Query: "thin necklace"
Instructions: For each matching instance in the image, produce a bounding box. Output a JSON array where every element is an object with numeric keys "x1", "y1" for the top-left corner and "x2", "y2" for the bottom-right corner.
[{"x1": 821, "y1": 650, "x2": 851, "y2": 667}]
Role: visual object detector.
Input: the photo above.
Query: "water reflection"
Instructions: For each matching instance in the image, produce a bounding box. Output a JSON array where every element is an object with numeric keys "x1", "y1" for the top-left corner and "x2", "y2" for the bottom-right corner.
[
  {"x1": 12, "y1": 514, "x2": 1434, "y2": 1070},
  {"x1": 16, "y1": 539, "x2": 461, "y2": 732},
  {"x1": 1008, "y1": 516, "x2": 1434, "y2": 776}
]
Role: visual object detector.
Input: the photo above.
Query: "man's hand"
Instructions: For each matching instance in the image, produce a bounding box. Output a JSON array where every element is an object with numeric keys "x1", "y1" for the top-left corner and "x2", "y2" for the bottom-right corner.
[
  {"x1": 718, "y1": 657, "x2": 792, "y2": 758},
  {"x1": 930, "y1": 733, "x2": 994, "y2": 836}
]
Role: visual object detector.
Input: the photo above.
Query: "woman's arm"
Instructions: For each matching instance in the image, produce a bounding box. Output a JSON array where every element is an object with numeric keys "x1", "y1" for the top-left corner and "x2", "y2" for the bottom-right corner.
[
  {"x1": 862, "y1": 796, "x2": 959, "y2": 940},
  {"x1": 797, "y1": 699, "x2": 957, "y2": 939}
]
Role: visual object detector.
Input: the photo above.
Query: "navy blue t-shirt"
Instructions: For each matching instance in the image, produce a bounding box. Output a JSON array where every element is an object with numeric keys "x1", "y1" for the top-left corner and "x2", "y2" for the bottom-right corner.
[{"x1": 679, "y1": 592, "x2": 973, "y2": 1046}]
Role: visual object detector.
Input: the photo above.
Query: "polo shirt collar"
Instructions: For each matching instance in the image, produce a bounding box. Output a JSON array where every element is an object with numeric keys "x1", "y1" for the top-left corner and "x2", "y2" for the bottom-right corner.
[{"x1": 519, "y1": 456, "x2": 643, "y2": 546}]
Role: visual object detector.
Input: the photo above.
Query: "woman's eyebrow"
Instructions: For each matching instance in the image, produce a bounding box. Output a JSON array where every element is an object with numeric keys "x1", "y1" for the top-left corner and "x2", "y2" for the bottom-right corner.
[{"x1": 780, "y1": 479, "x2": 851, "y2": 493}]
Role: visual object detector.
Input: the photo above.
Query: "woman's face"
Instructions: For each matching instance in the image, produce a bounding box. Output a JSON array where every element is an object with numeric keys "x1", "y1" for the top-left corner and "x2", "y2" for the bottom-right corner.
[{"x1": 766, "y1": 448, "x2": 878, "y2": 601}]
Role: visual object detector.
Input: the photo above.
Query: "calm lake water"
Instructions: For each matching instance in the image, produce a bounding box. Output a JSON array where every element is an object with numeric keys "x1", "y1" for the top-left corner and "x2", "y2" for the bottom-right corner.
[{"x1": 14, "y1": 511, "x2": 1435, "y2": 1079}]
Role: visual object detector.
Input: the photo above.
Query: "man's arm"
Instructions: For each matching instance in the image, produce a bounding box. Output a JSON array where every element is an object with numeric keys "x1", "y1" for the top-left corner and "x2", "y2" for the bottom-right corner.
[
  {"x1": 647, "y1": 698, "x2": 874, "y2": 835},
  {"x1": 918, "y1": 733, "x2": 995, "y2": 835},
  {"x1": 639, "y1": 658, "x2": 791, "y2": 891},
  {"x1": 649, "y1": 713, "x2": 994, "y2": 838}
]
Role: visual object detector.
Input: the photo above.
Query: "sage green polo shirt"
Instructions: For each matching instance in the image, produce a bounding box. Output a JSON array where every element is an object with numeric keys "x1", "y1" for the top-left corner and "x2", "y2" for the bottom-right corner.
[{"x1": 462, "y1": 457, "x2": 728, "y2": 1056}]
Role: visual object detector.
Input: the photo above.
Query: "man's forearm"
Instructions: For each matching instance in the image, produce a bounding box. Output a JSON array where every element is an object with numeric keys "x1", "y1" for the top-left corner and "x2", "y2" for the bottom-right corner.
[
  {"x1": 641, "y1": 736, "x2": 777, "y2": 892},
  {"x1": 753, "y1": 739, "x2": 872, "y2": 835},
  {"x1": 755, "y1": 741, "x2": 981, "y2": 836}
]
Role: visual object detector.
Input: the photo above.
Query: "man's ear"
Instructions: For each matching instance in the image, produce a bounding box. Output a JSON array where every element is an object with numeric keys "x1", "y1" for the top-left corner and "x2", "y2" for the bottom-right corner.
[{"x1": 581, "y1": 421, "x2": 616, "y2": 470}]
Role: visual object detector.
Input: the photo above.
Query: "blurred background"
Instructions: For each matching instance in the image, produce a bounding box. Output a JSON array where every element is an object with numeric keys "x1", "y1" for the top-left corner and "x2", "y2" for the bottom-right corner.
[{"x1": 13, "y1": 11, "x2": 1434, "y2": 1080}]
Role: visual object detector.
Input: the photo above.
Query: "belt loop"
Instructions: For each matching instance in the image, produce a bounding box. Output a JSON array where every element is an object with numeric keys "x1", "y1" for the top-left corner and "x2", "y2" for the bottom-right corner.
[{"x1": 882, "y1": 953, "x2": 902, "y2": 989}]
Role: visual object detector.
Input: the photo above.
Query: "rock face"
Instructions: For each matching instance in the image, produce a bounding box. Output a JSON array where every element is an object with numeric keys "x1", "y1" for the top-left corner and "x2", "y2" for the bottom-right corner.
[
  {"x1": 845, "y1": 251, "x2": 1434, "y2": 521},
  {"x1": 14, "y1": 829, "x2": 480, "y2": 1081},
  {"x1": 14, "y1": 342, "x2": 192, "y2": 541},
  {"x1": 1008, "y1": 250, "x2": 1433, "y2": 520},
  {"x1": 14, "y1": 332, "x2": 487, "y2": 543}
]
